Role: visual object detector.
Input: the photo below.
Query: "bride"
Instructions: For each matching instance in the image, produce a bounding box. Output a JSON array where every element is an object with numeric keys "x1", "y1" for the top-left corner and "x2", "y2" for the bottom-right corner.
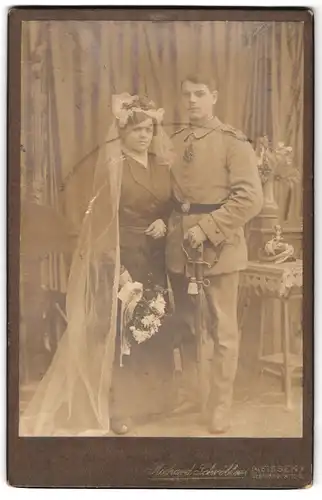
[{"x1": 20, "y1": 93, "x2": 175, "y2": 436}]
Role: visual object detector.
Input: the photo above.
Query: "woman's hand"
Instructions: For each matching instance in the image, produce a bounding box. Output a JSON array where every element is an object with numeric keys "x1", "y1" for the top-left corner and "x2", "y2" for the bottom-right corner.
[{"x1": 145, "y1": 219, "x2": 167, "y2": 239}]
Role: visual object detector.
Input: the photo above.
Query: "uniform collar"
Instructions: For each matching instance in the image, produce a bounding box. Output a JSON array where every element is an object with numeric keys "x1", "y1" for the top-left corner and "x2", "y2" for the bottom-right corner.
[{"x1": 185, "y1": 116, "x2": 222, "y2": 140}]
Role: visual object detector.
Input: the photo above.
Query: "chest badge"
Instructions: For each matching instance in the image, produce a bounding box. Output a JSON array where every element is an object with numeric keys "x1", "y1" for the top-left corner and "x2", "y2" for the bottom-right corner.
[{"x1": 183, "y1": 141, "x2": 194, "y2": 163}]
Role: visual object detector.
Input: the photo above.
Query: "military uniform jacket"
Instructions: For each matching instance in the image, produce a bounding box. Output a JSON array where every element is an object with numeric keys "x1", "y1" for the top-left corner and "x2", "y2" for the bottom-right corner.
[{"x1": 165, "y1": 117, "x2": 263, "y2": 276}]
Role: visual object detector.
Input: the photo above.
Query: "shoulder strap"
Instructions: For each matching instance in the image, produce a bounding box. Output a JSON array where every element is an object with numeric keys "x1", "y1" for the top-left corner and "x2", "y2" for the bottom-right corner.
[
  {"x1": 218, "y1": 123, "x2": 249, "y2": 142},
  {"x1": 170, "y1": 126, "x2": 188, "y2": 139}
]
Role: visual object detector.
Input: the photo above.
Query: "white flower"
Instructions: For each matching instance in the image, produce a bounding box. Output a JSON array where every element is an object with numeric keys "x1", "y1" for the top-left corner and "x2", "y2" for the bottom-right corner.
[
  {"x1": 112, "y1": 93, "x2": 136, "y2": 116},
  {"x1": 150, "y1": 294, "x2": 166, "y2": 315},
  {"x1": 129, "y1": 291, "x2": 166, "y2": 345},
  {"x1": 141, "y1": 314, "x2": 155, "y2": 327},
  {"x1": 132, "y1": 328, "x2": 153, "y2": 344},
  {"x1": 152, "y1": 317, "x2": 161, "y2": 329},
  {"x1": 111, "y1": 94, "x2": 165, "y2": 128},
  {"x1": 111, "y1": 93, "x2": 138, "y2": 127},
  {"x1": 132, "y1": 329, "x2": 146, "y2": 344},
  {"x1": 141, "y1": 317, "x2": 150, "y2": 327}
]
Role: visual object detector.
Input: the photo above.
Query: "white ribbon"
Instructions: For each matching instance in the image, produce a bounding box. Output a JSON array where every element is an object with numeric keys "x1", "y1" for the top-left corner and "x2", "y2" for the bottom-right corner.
[
  {"x1": 118, "y1": 281, "x2": 143, "y2": 306},
  {"x1": 117, "y1": 281, "x2": 143, "y2": 366},
  {"x1": 112, "y1": 93, "x2": 165, "y2": 128}
]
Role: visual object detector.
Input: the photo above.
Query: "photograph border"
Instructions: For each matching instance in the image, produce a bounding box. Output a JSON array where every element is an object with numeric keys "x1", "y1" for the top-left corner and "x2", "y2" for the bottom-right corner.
[{"x1": 7, "y1": 6, "x2": 314, "y2": 488}]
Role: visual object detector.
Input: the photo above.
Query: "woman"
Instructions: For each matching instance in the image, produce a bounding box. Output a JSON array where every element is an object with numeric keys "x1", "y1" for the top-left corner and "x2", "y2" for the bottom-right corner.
[
  {"x1": 20, "y1": 93, "x2": 175, "y2": 436},
  {"x1": 110, "y1": 95, "x2": 175, "y2": 434}
]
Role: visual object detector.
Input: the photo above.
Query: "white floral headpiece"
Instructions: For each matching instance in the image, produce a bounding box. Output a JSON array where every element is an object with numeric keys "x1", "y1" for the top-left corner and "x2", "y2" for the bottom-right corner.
[{"x1": 112, "y1": 93, "x2": 165, "y2": 128}]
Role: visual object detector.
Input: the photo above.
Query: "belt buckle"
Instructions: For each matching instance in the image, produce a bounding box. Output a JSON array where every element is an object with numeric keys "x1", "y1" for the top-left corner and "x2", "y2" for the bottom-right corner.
[{"x1": 181, "y1": 201, "x2": 191, "y2": 213}]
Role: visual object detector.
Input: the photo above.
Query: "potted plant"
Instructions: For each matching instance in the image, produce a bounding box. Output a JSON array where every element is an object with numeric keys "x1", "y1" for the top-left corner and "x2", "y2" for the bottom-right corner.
[{"x1": 255, "y1": 136, "x2": 300, "y2": 227}]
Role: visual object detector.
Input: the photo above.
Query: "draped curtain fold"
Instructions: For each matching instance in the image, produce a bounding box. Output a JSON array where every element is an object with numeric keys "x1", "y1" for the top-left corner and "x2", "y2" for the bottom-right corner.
[
  {"x1": 271, "y1": 22, "x2": 304, "y2": 224},
  {"x1": 21, "y1": 20, "x2": 304, "y2": 293}
]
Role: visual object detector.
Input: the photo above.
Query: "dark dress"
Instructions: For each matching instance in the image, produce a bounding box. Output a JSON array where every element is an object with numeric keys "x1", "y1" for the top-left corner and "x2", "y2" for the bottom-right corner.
[{"x1": 110, "y1": 152, "x2": 175, "y2": 424}]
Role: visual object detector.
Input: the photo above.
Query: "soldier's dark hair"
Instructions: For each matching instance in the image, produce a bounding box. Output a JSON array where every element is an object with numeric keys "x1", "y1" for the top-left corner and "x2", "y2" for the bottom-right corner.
[{"x1": 181, "y1": 74, "x2": 218, "y2": 92}]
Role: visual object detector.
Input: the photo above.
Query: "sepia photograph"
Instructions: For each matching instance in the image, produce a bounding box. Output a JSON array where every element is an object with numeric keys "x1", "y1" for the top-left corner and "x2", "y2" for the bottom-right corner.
[
  {"x1": 5, "y1": 5, "x2": 315, "y2": 489},
  {"x1": 16, "y1": 16, "x2": 306, "y2": 441}
]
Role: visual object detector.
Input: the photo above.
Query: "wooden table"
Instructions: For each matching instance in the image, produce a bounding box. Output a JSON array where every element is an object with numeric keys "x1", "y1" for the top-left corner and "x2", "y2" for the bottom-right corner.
[{"x1": 238, "y1": 259, "x2": 303, "y2": 409}]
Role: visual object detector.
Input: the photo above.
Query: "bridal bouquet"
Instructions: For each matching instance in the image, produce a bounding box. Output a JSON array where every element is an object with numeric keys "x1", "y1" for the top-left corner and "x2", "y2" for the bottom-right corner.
[
  {"x1": 128, "y1": 285, "x2": 167, "y2": 344},
  {"x1": 118, "y1": 270, "x2": 167, "y2": 345}
]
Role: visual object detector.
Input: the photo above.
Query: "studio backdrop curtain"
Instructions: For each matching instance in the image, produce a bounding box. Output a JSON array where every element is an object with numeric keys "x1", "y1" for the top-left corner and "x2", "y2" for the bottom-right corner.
[
  {"x1": 20, "y1": 19, "x2": 304, "y2": 297},
  {"x1": 244, "y1": 22, "x2": 304, "y2": 224},
  {"x1": 271, "y1": 22, "x2": 304, "y2": 224}
]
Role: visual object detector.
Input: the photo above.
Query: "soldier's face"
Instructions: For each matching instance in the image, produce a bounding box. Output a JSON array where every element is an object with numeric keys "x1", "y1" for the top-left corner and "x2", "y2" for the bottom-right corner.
[
  {"x1": 182, "y1": 81, "x2": 218, "y2": 122},
  {"x1": 121, "y1": 118, "x2": 154, "y2": 153}
]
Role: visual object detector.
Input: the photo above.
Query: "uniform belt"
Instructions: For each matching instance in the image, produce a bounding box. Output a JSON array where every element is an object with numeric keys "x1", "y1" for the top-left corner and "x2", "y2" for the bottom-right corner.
[
  {"x1": 172, "y1": 197, "x2": 223, "y2": 215},
  {"x1": 119, "y1": 225, "x2": 147, "y2": 234}
]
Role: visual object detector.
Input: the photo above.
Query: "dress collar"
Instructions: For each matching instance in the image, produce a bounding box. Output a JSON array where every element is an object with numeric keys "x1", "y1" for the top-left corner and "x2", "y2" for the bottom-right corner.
[{"x1": 122, "y1": 147, "x2": 148, "y2": 168}]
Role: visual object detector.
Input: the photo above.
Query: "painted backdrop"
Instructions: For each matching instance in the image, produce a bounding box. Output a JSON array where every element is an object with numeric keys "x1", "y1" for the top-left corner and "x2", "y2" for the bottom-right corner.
[{"x1": 19, "y1": 21, "x2": 304, "y2": 381}]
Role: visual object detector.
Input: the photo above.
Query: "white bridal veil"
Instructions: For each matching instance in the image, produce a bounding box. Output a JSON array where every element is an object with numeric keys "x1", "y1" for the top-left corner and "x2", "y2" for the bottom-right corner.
[{"x1": 20, "y1": 94, "x2": 173, "y2": 436}]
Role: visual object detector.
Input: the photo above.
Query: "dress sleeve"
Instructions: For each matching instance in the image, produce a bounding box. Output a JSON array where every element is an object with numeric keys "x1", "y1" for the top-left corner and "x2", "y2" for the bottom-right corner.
[{"x1": 159, "y1": 163, "x2": 173, "y2": 225}]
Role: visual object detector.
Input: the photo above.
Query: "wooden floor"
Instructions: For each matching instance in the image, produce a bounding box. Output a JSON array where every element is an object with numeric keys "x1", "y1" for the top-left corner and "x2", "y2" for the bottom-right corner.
[{"x1": 20, "y1": 368, "x2": 303, "y2": 438}]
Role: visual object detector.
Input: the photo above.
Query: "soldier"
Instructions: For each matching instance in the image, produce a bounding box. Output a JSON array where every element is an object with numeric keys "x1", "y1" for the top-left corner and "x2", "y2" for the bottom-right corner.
[{"x1": 166, "y1": 74, "x2": 263, "y2": 434}]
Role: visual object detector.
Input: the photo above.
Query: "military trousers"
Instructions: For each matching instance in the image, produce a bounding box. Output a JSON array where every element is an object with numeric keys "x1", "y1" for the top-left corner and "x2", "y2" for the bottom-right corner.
[{"x1": 169, "y1": 271, "x2": 240, "y2": 415}]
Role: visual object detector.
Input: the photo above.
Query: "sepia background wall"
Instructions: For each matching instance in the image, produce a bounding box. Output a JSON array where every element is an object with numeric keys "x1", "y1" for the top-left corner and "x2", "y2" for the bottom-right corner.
[{"x1": 19, "y1": 21, "x2": 304, "y2": 382}]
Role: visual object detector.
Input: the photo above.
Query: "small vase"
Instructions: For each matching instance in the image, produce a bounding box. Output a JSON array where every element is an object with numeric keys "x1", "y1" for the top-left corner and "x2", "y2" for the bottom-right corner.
[
  {"x1": 247, "y1": 174, "x2": 279, "y2": 260},
  {"x1": 257, "y1": 173, "x2": 280, "y2": 231}
]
